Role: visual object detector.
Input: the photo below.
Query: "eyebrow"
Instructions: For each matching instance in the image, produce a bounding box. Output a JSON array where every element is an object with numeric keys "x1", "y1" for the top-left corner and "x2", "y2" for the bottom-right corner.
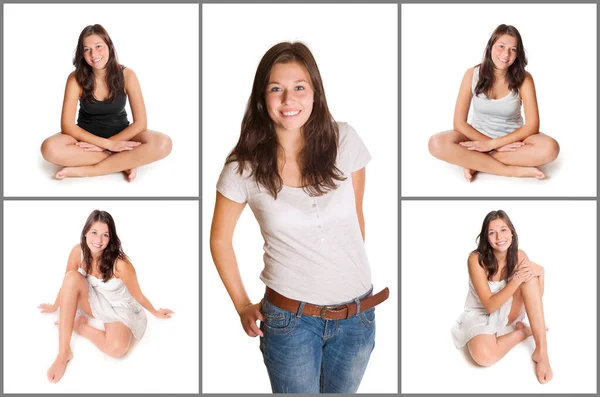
[
  {"x1": 91, "y1": 229, "x2": 109, "y2": 234},
  {"x1": 267, "y1": 80, "x2": 310, "y2": 85},
  {"x1": 83, "y1": 42, "x2": 103, "y2": 47},
  {"x1": 498, "y1": 41, "x2": 517, "y2": 48}
]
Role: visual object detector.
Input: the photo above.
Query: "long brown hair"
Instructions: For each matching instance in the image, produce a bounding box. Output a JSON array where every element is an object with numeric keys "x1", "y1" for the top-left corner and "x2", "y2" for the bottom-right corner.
[
  {"x1": 226, "y1": 42, "x2": 345, "y2": 199},
  {"x1": 474, "y1": 24, "x2": 527, "y2": 98},
  {"x1": 73, "y1": 24, "x2": 124, "y2": 103},
  {"x1": 80, "y1": 210, "x2": 129, "y2": 282},
  {"x1": 473, "y1": 210, "x2": 519, "y2": 281}
]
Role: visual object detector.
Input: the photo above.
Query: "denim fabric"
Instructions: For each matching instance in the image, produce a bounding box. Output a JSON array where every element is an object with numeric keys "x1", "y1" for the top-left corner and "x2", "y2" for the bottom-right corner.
[{"x1": 259, "y1": 289, "x2": 376, "y2": 393}]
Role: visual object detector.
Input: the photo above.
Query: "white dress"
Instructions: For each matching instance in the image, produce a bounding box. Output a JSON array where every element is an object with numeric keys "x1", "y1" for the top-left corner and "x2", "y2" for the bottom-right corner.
[
  {"x1": 451, "y1": 277, "x2": 525, "y2": 348},
  {"x1": 78, "y1": 257, "x2": 147, "y2": 340}
]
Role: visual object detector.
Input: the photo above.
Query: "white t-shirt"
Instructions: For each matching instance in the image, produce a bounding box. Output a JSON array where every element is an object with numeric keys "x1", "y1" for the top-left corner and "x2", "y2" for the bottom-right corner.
[{"x1": 217, "y1": 122, "x2": 372, "y2": 305}]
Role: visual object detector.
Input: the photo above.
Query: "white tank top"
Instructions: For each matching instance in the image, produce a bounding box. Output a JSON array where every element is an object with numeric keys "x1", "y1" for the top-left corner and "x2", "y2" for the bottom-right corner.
[{"x1": 470, "y1": 66, "x2": 524, "y2": 139}]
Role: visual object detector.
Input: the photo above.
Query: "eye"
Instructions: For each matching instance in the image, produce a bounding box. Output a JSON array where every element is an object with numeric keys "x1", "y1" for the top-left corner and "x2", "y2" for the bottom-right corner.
[
  {"x1": 103, "y1": 233, "x2": 109, "y2": 238},
  {"x1": 295, "y1": 86, "x2": 305, "y2": 91},
  {"x1": 511, "y1": 48, "x2": 517, "y2": 53},
  {"x1": 96, "y1": 45, "x2": 102, "y2": 49},
  {"x1": 269, "y1": 87, "x2": 281, "y2": 93},
  {"x1": 84, "y1": 48, "x2": 90, "y2": 52},
  {"x1": 91, "y1": 231, "x2": 97, "y2": 235}
]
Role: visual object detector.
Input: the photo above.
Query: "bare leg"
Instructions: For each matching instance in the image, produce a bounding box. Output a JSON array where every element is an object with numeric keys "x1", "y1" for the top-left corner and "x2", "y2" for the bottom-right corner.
[
  {"x1": 56, "y1": 130, "x2": 172, "y2": 179},
  {"x1": 74, "y1": 317, "x2": 132, "y2": 358},
  {"x1": 47, "y1": 271, "x2": 93, "y2": 383},
  {"x1": 428, "y1": 130, "x2": 546, "y2": 179},
  {"x1": 468, "y1": 322, "x2": 532, "y2": 367},
  {"x1": 41, "y1": 133, "x2": 110, "y2": 167},
  {"x1": 491, "y1": 133, "x2": 560, "y2": 167},
  {"x1": 520, "y1": 277, "x2": 553, "y2": 383}
]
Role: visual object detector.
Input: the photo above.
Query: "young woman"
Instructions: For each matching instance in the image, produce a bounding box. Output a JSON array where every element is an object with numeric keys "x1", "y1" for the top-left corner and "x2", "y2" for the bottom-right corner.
[
  {"x1": 40, "y1": 24, "x2": 172, "y2": 181},
  {"x1": 39, "y1": 210, "x2": 173, "y2": 383},
  {"x1": 210, "y1": 42, "x2": 389, "y2": 393},
  {"x1": 451, "y1": 210, "x2": 552, "y2": 384},
  {"x1": 428, "y1": 24, "x2": 559, "y2": 182}
]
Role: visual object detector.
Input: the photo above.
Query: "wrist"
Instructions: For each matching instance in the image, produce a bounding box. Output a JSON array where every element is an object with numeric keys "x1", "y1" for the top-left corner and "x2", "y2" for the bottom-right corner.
[{"x1": 236, "y1": 301, "x2": 252, "y2": 316}]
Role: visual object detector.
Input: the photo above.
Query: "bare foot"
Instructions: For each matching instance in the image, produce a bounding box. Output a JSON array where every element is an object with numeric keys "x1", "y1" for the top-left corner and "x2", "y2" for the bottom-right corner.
[
  {"x1": 463, "y1": 168, "x2": 477, "y2": 182},
  {"x1": 123, "y1": 168, "x2": 137, "y2": 182},
  {"x1": 514, "y1": 166, "x2": 546, "y2": 180},
  {"x1": 515, "y1": 321, "x2": 533, "y2": 337},
  {"x1": 73, "y1": 316, "x2": 87, "y2": 334},
  {"x1": 47, "y1": 350, "x2": 73, "y2": 383},
  {"x1": 55, "y1": 167, "x2": 86, "y2": 180},
  {"x1": 532, "y1": 349, "x2": 553, "y2": 384}
]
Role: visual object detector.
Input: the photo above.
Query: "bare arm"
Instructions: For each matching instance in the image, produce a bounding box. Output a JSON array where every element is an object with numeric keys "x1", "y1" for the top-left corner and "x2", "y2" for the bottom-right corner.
[
  {"x1": 351, "y1": 167, "x2": 366, "y2": 241},
  {"x1": 453, "y1": 68, "x2": 493, "y2": 142},
  {"x1": 60, "y1": 73, "x2": 115, "y2": 149},
  {"x1": 210, "y1": 191, "x2": 264, "y2": 337},
  {"x1": 515, "y1": 249, "x2": 545, "y2": 296},
  {"x1": 39, "y1": 244, "x2": 81, "y2": 312},
  {"x1": 468, "y1": 251, "x2": 524, "y2": 314},
  {"x1": 107, "y1": 68, "x2": 148, "y2": 142},
  {"x1": 116, "y1": 259, "x2": 172, "y2": 318}
]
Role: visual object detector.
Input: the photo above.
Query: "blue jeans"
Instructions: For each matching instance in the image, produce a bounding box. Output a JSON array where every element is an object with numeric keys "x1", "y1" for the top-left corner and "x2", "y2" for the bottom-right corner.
[{"x1": 259, "y1": 289, "x2": 376, "y2": 393}]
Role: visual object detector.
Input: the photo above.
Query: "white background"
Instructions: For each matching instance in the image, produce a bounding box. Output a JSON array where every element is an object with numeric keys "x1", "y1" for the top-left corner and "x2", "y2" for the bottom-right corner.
[
  {"x1": 401, "y1": 201, "x2": 597, "y2": 393},
  {"x1": 202, "y1": 4, "x2": 398, "y2": 393},
  {"x1": 3, "y1": 201, "x2": 199, "y2": 393},
  {"x1": 3, "y1": 4, "x2": 199, "y2": 197},
  {"x1": 402, "y1": 4, "x2": 597, "y2": 197}
]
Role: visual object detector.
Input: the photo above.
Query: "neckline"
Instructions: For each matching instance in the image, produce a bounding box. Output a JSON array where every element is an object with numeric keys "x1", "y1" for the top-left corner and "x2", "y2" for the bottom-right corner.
[{"x1": 87, "y1": 273, "x2": 119, "y2": 283}]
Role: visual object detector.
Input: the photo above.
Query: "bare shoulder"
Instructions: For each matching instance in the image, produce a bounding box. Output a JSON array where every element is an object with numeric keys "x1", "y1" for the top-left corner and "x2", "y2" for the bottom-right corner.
[
  {"x1": 123, "y1": 67, "x2": 136, "y2": 79},
  {"x1": 115, "y1": 257, "x2": 135, "y2": 275},
  {"x1": 70, "y1": 243, "x2": 82, "y2": 257},
  {"x1": 464, "y1": 66, "x2": 475, "y2": 78},
  {"x1": 517, "y1": 249, "x2": 529, "y2": 264},
  {"x1": 66, "y1": 72, "x2": 81, "y2": 90},
  {"x1": 468, "y1": 251, "x2": 480, "y2": 263}
]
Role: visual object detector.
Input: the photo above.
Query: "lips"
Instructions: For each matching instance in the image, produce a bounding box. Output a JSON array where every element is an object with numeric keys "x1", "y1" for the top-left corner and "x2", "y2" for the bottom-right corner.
[
  {"x1": 281, "y1": 109, "x2": 300, "y2": 117},
  {"x1": 91, "y1": 57, "x2": 102, "y2": 64}
]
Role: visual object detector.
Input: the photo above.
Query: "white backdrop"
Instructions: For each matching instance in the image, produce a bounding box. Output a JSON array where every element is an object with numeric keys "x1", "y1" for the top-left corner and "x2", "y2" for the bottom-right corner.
[
  {"x1": 3, "y1": 4, "x2": 199, "y2": 197},
  {"x1": 401, "y1": 201, "x2": 597, "y2": 393},
  {"x1": 202, "y1": 4, "x2": 398, "y2": 393},
  {"x1": 3, "y1": 201, "x2": 199, "y2": 393},
  {"x1": 402, "y1": 4, "x2": 597, "y2": 197}
]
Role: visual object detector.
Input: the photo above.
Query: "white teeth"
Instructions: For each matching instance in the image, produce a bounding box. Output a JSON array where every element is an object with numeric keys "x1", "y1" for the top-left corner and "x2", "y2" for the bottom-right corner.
[{"x1": 282, "y1": 110, "x2": 300, "y2": 116}]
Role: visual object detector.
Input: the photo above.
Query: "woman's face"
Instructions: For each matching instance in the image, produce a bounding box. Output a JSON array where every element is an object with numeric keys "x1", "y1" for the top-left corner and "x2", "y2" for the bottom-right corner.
[
  {"x1": 83, "y1": 34, "x2": 110, "y2": 70},
  {"x1": 491, "y1": 34, "x2": 518, "y2": 71},
  {"x1": 487, "y1": 218, "x2": 512, "y2": 252},
  {"x1": 265, "y1": 61, "x2": 314, "y2": 135},
  {"x1": 86, "y1": 221, "x2": 110, "y2": 254}
]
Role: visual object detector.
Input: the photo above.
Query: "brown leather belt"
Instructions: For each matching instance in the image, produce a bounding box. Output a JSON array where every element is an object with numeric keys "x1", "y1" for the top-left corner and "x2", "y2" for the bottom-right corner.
[{"x1": 265, "y1": 287, "x2": 390, "y2": 320}]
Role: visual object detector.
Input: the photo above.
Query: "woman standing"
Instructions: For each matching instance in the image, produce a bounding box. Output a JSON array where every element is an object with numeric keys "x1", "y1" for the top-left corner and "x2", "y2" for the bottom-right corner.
[
  {"x1": 428, "y1": 24, "x2": 559, "y2": 181},
  {"x1": 210, "y1": 42, "x2": 388, "y2": 393},
  {"x1": 40, "y1": 24, "x2": 172, "y2": 181}
]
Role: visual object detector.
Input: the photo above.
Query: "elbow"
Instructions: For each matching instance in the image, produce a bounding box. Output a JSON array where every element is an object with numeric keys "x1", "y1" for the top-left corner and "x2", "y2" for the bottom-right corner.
[
  {"x1": 483, "y1": 303, "x2": 496, "y2": 314},
  {"x1": 453, "y1": 120, "x2": 466, "y2": 134}
]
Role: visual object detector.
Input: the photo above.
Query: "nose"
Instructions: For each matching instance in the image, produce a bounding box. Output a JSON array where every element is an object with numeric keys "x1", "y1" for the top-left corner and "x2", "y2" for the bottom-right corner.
[{"x1": 282, "y1": 89, "x2": 294, "y2": 105}]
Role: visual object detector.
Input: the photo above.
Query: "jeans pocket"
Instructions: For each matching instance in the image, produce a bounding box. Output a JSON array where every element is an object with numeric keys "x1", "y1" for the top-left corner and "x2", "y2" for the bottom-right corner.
[
  {"x1": 359, "y1": 307, "x2": 376, "y2": 328},
  {"x1": 261, "y1": 299, "x2": 296, "y2": 335}
]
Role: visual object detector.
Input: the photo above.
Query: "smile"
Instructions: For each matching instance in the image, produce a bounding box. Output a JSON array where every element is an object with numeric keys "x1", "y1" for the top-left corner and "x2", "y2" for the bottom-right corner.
[
  {"x1": 496, "y1": 241, "x2": 507, "y2": 246},
  {"x1": 92, "y1": 57, "x2": 102, "y2": 64},
  {"x1": 92, "y1": 243, "x2": 102, "y2": 248},
  {"x1": 281, "y1": 110, "x2": 300, "y2": 117},
  {"x1": 498, "y1": 58, "x2": 509, "y2": 63}
]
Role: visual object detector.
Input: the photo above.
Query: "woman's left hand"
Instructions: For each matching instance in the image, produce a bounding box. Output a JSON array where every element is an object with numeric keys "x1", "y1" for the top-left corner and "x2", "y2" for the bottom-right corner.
[
  {"x1": 154, "y1": 308, "x2": 174, "y2": 318},
  {"x1": 460, "y1": 140, "x2": 495, "y2": 153},
  {"x1": 76, "y1": 141, "x2": 104, "y2": 152},
  {"x1": 516, "y1": 260, "x2": 544, "y2": 280}
]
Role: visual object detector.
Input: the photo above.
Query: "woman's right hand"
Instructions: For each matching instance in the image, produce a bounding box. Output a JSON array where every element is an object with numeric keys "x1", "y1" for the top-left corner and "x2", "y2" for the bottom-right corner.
[
  {"x1": 76, "y1": 141, "x2": 104, "y2": 152},
  {"x1": 109, "y1": 140, "x2": 141, "y2": 152},
  {"x1": 239, "y1": 302, "x2": 264, "y2": 337},
  {"x1": 38, "y1": 303, "x2": 58, "y2": 313}
]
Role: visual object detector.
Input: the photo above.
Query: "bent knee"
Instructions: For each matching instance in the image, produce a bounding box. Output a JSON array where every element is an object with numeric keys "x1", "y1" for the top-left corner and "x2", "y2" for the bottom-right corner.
[
  {"x1": 107, "y1": 341, "x2": 130, "y2": 358},
  {"x1": 62, "y1": 270, "x2": 85, "y2": 286},
  {"x1": 428, "y1": 134, "x2": 445, "y2": 159},
  {"x1": 537, "y1": 137, "x2": 560, "y2": 165},
  {"x1": 149, "y1": 133, "x2": 172, "y2": 160},
  {"x1": 41, "y1": 137, "x2": 60, "y2": 164},
  {"x1": 469, "y1": 343, "x2": 497, "y2": 367}
]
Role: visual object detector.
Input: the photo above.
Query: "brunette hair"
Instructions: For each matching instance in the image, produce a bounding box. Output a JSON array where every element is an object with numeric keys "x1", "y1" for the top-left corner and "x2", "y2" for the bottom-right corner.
[
  {"x1": 474, "y1": 24, "x2": 528, "y2": 98},
  {"x1": 226, "y1": 41, "x2": 345, "y2": 199},
  {"x1": 73, "y1": 24, "x2": 124, "y2": 103},
  {"x1": 80, "y1": 210, "x2": 128, "y2": 282},
  {"x1": 473, "y1": 210, "x2": 519, "y2": 281}
]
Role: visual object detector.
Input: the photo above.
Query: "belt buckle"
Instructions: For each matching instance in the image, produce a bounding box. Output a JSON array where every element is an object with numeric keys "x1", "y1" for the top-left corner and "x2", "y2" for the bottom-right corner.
[{"x1": 319, "y1": 305, "x2": 346, "y2": 320}]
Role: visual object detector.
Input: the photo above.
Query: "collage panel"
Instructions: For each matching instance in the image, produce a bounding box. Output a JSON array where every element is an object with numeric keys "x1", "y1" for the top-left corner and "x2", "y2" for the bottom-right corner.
[
  {"x1": 401, "y1": 200, "x2": 596, "y2": 393},
  {"x1": 401, "y1": 3, "x2": 596, "y2": 197},
  {"x1": 3, "y1": 3, "x2": 199, "y2": 197},
  {"x1": 3, "y1": 201, "x2": 199, "y2": 393},
  {"x1": 202, "y1": 3, "x2": 398, "y2": 394}
]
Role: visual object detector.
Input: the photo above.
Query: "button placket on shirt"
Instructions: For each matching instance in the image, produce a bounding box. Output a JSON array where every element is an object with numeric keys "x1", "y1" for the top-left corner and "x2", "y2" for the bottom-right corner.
[{"x1": 312, "y1": 200, "x2": 325, "y2": 242}]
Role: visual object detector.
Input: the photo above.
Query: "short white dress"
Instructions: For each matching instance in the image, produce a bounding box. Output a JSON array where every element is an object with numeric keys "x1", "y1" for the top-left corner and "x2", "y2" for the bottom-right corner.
[
  {"x1": 451, "y1": 277, "x2": 525, "y2": 348},
  {"x1": 78, "y1": 255, "x2": 147, "y2": 340}
]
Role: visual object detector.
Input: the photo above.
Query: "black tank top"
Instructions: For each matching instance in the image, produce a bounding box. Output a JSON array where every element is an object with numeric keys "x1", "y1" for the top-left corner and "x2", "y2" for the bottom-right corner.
[{"x1": 77, "y1": 81, "x2": 130, "y2": 139}]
